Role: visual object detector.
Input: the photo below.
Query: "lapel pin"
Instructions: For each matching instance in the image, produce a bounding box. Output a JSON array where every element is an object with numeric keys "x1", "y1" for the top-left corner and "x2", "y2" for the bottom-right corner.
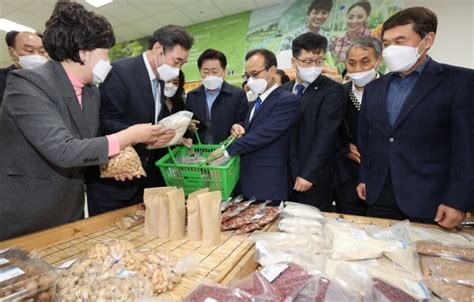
[{"x1": 314, "y1": 86, "x2": 318, "y2": 90}]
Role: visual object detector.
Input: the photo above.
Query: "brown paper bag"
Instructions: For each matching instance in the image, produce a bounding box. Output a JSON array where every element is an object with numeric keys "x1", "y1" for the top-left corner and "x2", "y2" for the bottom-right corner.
[
  {"x1": 187, "y1": 188, "x2": 210, "y2": 241},
  {"x1": 198, "y1": 191, "x2": 222, "y2": 247},
  {"x1": 167, "y1": 188, "x2": 186, "y2": 241},
  {"x1": 144, "y1": 187, "x2": 176, "y2": 236}
]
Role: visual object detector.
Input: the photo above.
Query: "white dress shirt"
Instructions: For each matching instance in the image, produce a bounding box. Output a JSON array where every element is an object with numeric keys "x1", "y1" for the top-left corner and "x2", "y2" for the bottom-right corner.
[
  {"x1": 249, "y1": 83, "x2": 279, "y2": 120},
  {"x1": 142, "y1": 53, "x2": 161, "y2": 123}
]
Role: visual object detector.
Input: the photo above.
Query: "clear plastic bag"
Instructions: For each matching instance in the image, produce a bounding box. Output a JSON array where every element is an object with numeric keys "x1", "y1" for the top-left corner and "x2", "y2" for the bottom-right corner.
[
  {"x1": 182, "y1": 279, "x2": 252, "y2": 302},
  {"x1": 294, "y1": 276, "x2": 360, "y2": 302},
  {"x1": 420, "y1": 255, "x2": 474, "y2": 287},
  {"x1": 282, "y1": 201, "x2": 326, "y2": 220},
  {"x1": 100, "y1": 146, "x2": 146, "y2": 178},
  {"x1": 416, "y1": 240, "x2": 474, "y2": 262},
  {"x1": 411, "y1": 226, "x2": 474, "y2": 246},
  {"x1": 278, "y1": 215, "x2": 325, "y2": 235},
  {"x1": 148, "y1": 110, "x2": 194, "y2": 149}
]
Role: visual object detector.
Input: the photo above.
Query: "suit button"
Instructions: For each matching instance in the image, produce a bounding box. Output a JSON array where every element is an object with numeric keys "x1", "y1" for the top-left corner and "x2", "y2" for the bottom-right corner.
[{"x1": 389, "y1": 137, "x2": 394, "y2": 142}]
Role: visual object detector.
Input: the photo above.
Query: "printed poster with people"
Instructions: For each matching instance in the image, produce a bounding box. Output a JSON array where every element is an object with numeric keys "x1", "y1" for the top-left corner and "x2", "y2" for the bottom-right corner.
[{"x1": 247, "y1": 0, "x2": 404, "y2": 74}]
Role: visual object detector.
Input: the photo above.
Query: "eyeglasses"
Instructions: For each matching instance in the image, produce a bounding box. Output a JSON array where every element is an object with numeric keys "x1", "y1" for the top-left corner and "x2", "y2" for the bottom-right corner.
[
  {"x1": 294, "y1": 57, "x2": 325, "y2": 67},
  {"x1": 242, "y1": 68, "x2": 267, "y2": 80}
]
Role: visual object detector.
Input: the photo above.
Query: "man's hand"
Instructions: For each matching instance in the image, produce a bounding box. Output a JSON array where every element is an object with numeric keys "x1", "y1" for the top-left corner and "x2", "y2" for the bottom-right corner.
[
  {"x1": 231, "y1": 124, "x2": 245, "y2": 137},
  {"x1": 117, "y1": 124, "x2": 168, "y2": 148},
  {"x1": 188, "y1": 119, "x2": 200, "y2": 131},
  {"x1": 347, "y1": 143, "x2": 361, "y2": 163},
  {"x1": 293, "y1": 177, "x2": 313, "y2": 192},
  {"x1": 147, "y1": 129, "x2": 176, "y2": 148},
  {"x1": 356, "y1": 183, "x2": 366, "y2": 201},
  {"x1": 435, "y1": 204, "x2": 466, "y2": 229},
  {"x1": 181, "y1": 138, "x2": 193, "y2": 148}
]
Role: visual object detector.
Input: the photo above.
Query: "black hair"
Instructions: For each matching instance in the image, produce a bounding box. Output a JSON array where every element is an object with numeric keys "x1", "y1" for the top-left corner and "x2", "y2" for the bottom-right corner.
[
  {"x1": 169, "y1": 69, "x2": 186, "y2": 113},
  {"x1": 5, "y1": 31, "x2": 19, "y2": 48},
  {"x1": 43, "y1": 0, "x2": 115, "y2": 63},
  {"x1": 292, "y1": 32, "x2": 328, "y2": 58},
  {"x1": 276, "y1": 69, "x2": 290, "y2": 84},
  {"x1": 382, "y1": 7, "x2": 437, "y2": 39},
  {"x1": 308, "y1": 0, "x2": 333, "y2": 15},
  {"x1": 197, "y1": 49, "x2": 227, "y2": 69},
  {"x1": 245, "y1": 48, "x2": 277, "y2": 69},
  {"x1": 348, "y1": 1, "x2": 371, "y2": 16},
  {"x1": 147, "y1": 25, "x2": 194, "y2": 51},
  {"x1": 241, "y1": 80, "x2": 247, "y2": 89}
]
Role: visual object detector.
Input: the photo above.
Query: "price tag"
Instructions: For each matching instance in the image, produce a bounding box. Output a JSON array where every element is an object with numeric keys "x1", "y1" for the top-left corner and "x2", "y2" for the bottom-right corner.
[
  {"x1": 57, "y1": 259, "x2": 77, "y2": 269},
  {"x1": 261, "y1": 263, "x2": 289, "y2": 283},
  {"x1": 0, "y1": 267, "x2": 25, "y2": 283}
]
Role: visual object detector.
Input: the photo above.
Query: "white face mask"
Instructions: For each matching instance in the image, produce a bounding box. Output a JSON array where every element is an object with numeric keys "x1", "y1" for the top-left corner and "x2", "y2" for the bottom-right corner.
[
  {"x1": 92, "y1": 59, "x2": 112, "y2": 85},
  {"x1": 382, "y1": 43, "x2": 423, "y2": 73},
  {"x1": 156, "y1": 50, "x2": 179, "y2": 82},
  {"x1": 297, "y1": 65, "x2": 322, "y2": 83},
  {"x1": 347, "y1": 68, "x2": 377, "y2": 87},
  {"x1": 202, "y1": 75, "x2": 223, "y2": 90},
  {"x1": 164, "y1": 82, "x2": 178, "y2": 97},
  {"x1": 246, "y1": 90, "x2": 258, "y2": 102},
  {"x1": 247, "y1": 75, "x2": 268, "y2": 95},
  {"x1": 17, "y1": 54, "x2": 48, "y2": 69}
]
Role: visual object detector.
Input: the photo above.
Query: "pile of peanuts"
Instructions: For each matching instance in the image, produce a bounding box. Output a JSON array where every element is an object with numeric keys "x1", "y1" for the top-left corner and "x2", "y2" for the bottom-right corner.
[{"x1": 56, "y1": 240, "x2": 183, "y2": 300}]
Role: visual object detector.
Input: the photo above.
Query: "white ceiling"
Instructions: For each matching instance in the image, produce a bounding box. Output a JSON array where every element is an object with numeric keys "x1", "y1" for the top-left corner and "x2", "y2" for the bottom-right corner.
[{"x1": 0, "y1": 0, "x2": 286, "y2": 67}]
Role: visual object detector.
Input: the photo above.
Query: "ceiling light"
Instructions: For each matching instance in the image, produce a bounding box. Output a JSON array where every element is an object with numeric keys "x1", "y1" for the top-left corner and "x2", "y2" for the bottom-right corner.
[
  {"x1": 0, "y1": 18, "x2": 36, "y2": 33},
  {"x1": 86, "y1": 0, "x2": 113, "y2": 8}
]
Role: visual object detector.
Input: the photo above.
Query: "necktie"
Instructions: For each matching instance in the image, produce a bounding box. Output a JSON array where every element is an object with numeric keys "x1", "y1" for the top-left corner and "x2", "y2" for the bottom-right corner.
[
  {"x1": 254, "y1": 97, "x2": 262, "y2": 111},
  {"x1": 295, "y1": 84, "x2": 305, "y2": 97},
  {"x1": 152, "y1": 78, "x2": 161, "y2": 123}
]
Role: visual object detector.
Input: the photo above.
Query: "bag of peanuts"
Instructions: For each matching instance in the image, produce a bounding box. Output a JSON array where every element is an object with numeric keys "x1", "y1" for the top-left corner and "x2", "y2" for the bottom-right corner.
[
  {"x1": 100, "y1": 146, "x2": 146, "y2": 178},
  {"x1": 198, "y1": 191, "x2": 222, "y2": 247},
  {"x1": 144, "y1": 187, "x2": 176, "y2": 236},
  {"x1": 168, "y1": 188, "x2": 186, "y2": 241},
  {"x1": 187, "y1": 188, "x2": 210, "y2": 241}
]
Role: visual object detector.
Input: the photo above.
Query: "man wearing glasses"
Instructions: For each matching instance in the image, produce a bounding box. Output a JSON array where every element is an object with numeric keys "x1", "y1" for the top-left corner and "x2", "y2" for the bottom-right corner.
[
  {"x1": 282, "y1": 32, "x2": 345, "y2": 211},
  {"x1": 220, "y1": 48, "x2": 300, "y2": 201}
]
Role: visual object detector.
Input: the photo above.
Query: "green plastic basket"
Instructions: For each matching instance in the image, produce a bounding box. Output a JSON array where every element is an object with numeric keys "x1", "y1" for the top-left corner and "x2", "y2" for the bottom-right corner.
[{"x1": 155, "y1": 144, "x2": 240, "y2": 199}]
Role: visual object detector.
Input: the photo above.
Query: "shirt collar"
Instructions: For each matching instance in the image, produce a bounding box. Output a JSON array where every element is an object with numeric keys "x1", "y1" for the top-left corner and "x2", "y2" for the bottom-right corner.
[
  {"x1": 142, "y1": 52, "x2": 156, "y2": 82},
  {"x1": 259, "y1": 83, "x2": 279, "y2": 103}
]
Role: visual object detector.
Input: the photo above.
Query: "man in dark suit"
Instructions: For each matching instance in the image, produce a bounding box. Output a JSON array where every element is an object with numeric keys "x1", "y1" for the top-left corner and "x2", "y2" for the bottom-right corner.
[
  {"x1": 334, "y1": 37, "x2": 383, "y2": 216},
  {"x1": 86, "y1": 25, "x2": 193, "y2": 215},
  {"x1": 0, "y1": 31, "x2": 47, "y2": 104},
  {"x1": 282, "y1": 32, "x2": 345, "y2": 211},
  {"x1": 220, "y1": 49, "x2": 300, "y2": 201},
  {"x1": 186, "y1": 49, "x2": 248, "y2": 144},
  {"x1": 357, "y1": 7, "x2": 474, "y2": 228}
]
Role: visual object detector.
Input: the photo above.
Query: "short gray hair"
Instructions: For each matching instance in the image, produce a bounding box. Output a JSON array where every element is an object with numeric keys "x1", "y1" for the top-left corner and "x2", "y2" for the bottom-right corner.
[{"x1": 346, "y1": 37, "x2": 383, "y2": 59}]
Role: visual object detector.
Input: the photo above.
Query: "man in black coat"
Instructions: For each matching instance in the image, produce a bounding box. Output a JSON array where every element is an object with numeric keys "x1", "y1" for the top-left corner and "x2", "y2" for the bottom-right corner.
[
  {"x1": 334, "y1": 37, "x2": 383, "y2": 215},
  {"x1": 282, "y1": 32, "x2": 345, "y2": 211},
  {"x1": 186, "y1": 49, "x2": 248, "y2": 144}
]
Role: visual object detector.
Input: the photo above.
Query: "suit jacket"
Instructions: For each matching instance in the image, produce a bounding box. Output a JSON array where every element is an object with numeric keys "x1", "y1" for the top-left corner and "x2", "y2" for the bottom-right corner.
[
  {"x1": 0, "y1": 60, "x2": 108, "y2": 239},
  {"x1": 91, "y1": 55, "x2": 167, "y2": 202},
  {"x1": 358, "y1": 59, "x2": 474, "y2": 217},
  {"x1": 186, "y1": 81, "x2": 248, "y2": 144},
  {"x1": 282, "y1": 77, "x2": 345, "y2": 194},
  {"x1": 0, "y1": 65, "x2": 15, "y2": 106},
  {"x1": 226, "y1": 86, "x2": 300, "y2": 200}
]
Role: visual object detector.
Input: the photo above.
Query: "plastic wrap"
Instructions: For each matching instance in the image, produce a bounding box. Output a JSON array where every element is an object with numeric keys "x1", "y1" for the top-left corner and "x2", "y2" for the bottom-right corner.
[
  {"x1": 294, "y1": 276, "x2": 360, "y2": 302},
  {"x1": 278, "y1": 216, "x2": 325, "y2": 235},
  {"x1": 235, "y1": 204, "x2": 281, "y2": 235},
  {"x1": 420, "y1": 255, "x2": 474, "y2": 287},
  {"x1": 148, "y1": 110, "x2": 193, "y2": 149},
  {"x1": 0, "y1": 252, "x2": 56, "y2": 302},
  {"x1": 411, "y1": 226, "x2": 474, "y2": 246},
  {"x1": 416, "y1": 240, "x2": 474, "y2": 262},
  {"x1": 282, "y1": 202, "x2": 326, "y2": 221},
  {"x1": 100, "y1": 146, "x2": 146, "y2": 178},
  {"x1": 182, "y1": 280, "x2": 252, "y2": 302},
  {"x1": 221, "y1": 198, "x2": 255, "y2": 223}
]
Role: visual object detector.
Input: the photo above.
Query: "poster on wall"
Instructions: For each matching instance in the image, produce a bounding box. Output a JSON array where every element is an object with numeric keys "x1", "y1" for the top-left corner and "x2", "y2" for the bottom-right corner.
[{"x1": 110, "y1": 0, "x2": 404, "y2": 84}]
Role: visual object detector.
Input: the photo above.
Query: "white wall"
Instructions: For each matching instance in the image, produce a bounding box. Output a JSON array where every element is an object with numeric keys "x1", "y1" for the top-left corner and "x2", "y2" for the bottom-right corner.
[{"x1": 406, "y1": 0, "x2": 474, "y2": 68}]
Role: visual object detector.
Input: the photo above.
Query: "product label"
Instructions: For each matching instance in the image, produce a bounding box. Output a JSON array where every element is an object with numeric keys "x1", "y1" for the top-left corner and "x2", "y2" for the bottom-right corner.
[
  {"x1": 351, "y1": 229, "x2": 368, "y2": 241},
  {"x1": 261, "y1": 263, "x2": 289, "y2": 283},
  {"x1": 57, "y1": 258, "x2": 77, "y2": 269},
  {"x1": 0, "y1": 258, "x2": 9, "y2": 266},
  {"x1": 404, "y1": 280, "x2": 430, "y2": 299},
  {"x1": 0, "y1": 267, "x2": 25, "y2": 283}
]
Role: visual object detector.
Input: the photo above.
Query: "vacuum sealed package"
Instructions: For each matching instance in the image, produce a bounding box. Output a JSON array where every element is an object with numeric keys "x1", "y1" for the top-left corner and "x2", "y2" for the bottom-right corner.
[
  {"x1": 294, "y1": 276, "x2": 360, "y2": 302},
  {"x1": 147, "y1": 110, "x2": 193, "y2": 149},
  {"x1": 416, "y1": 240, "x2": 474, "y2": 262},
  {"x1": 420, "y1": 255, "x2": 474, "y2": 287},
  {"x1": 411, "y1": 226, "x2": 474, "y2": 246},
  {"x1": 100, "y1": 146, "x2": 146, "y2": 178},
  {"x1": 182, "y1": 280, "x2": 252, "y2": 302}
]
